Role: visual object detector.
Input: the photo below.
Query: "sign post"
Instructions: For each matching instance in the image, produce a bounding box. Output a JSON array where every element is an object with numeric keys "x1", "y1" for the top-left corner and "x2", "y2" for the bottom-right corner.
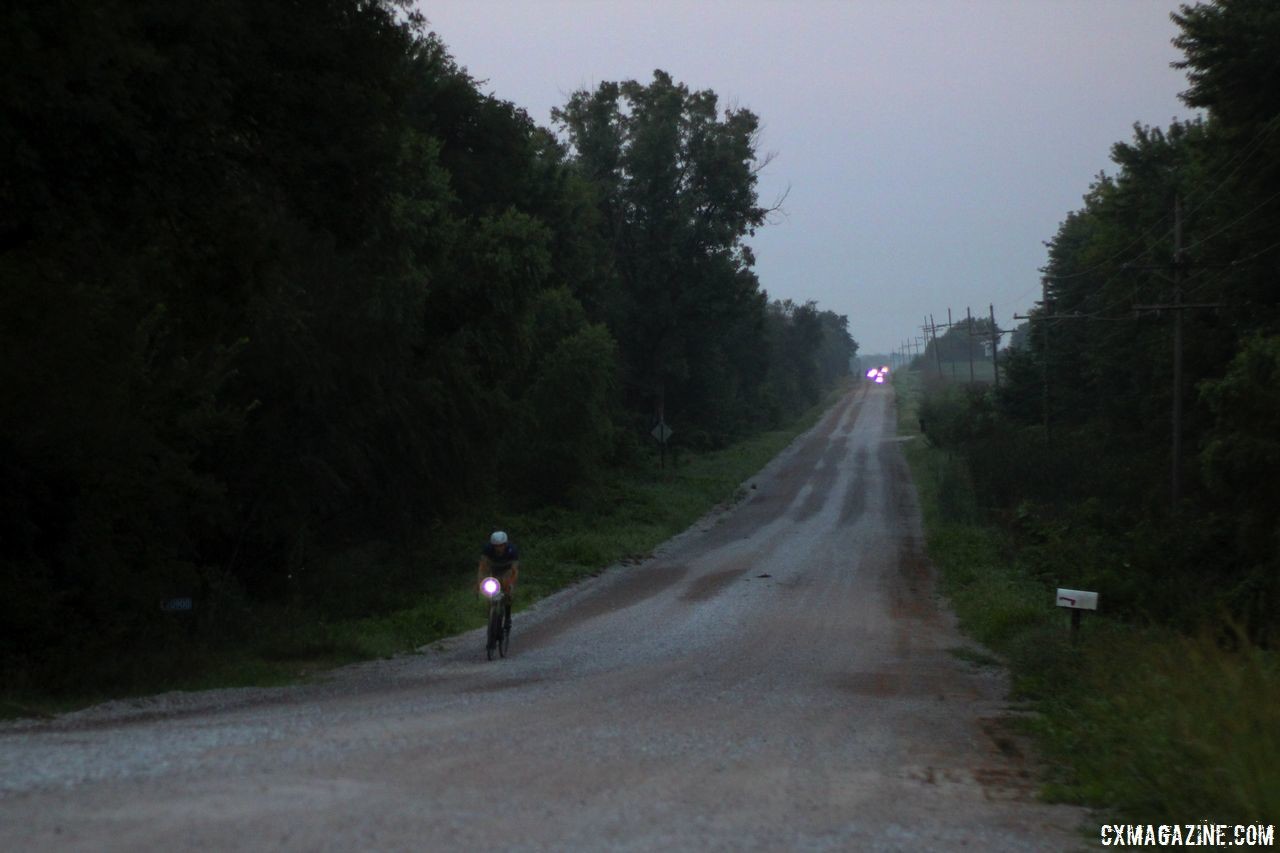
[
  {"x1": 1055, "y1": 588, "x2": 1098, "y2": 644},
  {"x1": 651, "y1": 420, "x2": 673, "y2": 469}
]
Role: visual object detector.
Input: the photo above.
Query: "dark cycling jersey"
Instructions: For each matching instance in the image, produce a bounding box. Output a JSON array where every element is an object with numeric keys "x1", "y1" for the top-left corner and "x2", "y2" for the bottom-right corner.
[{"x1": 481, "y1": 541, "x2": 519, "y2": 569}]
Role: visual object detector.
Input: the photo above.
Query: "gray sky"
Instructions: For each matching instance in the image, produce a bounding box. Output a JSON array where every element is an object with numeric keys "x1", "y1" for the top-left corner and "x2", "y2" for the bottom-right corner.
[{"x1": 416, "y1": 0, "x2": 1199, "y2": 355}]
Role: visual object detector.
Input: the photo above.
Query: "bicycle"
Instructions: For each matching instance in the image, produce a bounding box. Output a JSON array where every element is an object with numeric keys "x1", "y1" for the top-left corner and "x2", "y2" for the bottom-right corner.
[{"x1": 480, "y1": 576, "x2": 510, "y2": 660}]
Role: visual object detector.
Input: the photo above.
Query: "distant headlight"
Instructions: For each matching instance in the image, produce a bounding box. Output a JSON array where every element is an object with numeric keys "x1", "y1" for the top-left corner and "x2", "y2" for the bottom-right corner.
[
  {"x1": 481, "y1": 577, "x2": 501, "y2": 597},
  {"x1": 866, "y1": 369, "x2": 878, "y2": 379},
  {"x1": 874, "y1": 375, "x2": 885, "y2": 384}
]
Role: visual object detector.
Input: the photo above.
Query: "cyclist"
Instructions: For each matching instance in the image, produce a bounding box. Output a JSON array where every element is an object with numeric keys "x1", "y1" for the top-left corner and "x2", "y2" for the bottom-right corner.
[{"x1": 477, "y1": 530, "x2": 519, "y2": 632}]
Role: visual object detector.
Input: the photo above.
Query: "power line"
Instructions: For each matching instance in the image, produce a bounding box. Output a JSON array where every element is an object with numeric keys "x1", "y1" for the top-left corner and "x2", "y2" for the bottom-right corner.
[
  {"x1": 1017, "y1": 113, "x2": 1280, "y2": 310},
  {"x1": 1034, "y1": 184, "x2": 1276, "y2": 327},
  {"x1": 1184, "y1": 186, "x2": 1280, "y2": 253},
  {"x1": 1179, "y1": 114, "x2": 1280, "y2": 221},
  {"x1": 1226, "y1": 235, "x2": 1280, "y2": 267},
  {"x1": 1018, "y1": 197, "x2": 1243, "y2": 508}
]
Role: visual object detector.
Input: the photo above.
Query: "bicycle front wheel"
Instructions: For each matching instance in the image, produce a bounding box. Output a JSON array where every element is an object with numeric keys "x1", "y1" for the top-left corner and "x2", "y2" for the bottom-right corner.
[{"x1": 486, "y1": 606, "x2": 502, "y2": 661}]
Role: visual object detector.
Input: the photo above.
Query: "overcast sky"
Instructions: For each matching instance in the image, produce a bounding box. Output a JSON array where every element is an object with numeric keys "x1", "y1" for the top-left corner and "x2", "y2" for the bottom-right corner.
[{"x1": 415, "y1": 1, "x2": 1199, "y2": 355}]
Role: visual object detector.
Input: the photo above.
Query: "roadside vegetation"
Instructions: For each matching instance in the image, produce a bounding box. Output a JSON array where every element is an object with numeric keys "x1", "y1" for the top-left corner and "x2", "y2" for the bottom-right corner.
[
  {"x1": 890, "y1": 4, "x2": 1280, "y2": 823},
  {"x1": 1, "y1": 382, "x2": 844, "y2": 720},
  {"x1": 1, "y1": 1, "x2": 860, "y2": 716},
  {"x1": 898, "y1": 366, "x2": 1279, "y2": 824}
]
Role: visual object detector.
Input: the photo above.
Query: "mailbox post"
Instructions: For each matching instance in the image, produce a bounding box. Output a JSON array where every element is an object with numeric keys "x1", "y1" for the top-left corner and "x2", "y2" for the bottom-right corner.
[
  {"x1": 161, "y1": 596, "x2": 196, "y2": 639},
  {"x1": 1055, "y1": 588, "x2": 1098, "y2": 644}
]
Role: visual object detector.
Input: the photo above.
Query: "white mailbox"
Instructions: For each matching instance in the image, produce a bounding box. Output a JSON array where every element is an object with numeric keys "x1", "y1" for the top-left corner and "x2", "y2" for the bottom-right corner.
[{"x1": 1056, "y1": 588, "x2": 1098, "y2": 610}]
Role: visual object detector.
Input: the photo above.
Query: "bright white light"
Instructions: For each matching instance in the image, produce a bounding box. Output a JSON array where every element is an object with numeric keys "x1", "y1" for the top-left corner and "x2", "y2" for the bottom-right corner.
[
  {"x1": 866, "y1": 368, "x2": 878, "y2": 379},
  {"x1": 874, "y1": 375, "x2": 885, "y2": 384},
  {"x1": 481, "y1": 577, "x2": 501, "y2": 597}
]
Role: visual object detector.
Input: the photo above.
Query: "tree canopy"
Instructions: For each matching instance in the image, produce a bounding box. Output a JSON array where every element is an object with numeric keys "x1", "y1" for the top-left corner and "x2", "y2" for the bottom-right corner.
[
  {"x1": 0, "y1": 2, "x2": 857, "y2": 683},
  {"x1": 940, "y1": 0, "x2": 1280, "y2": 636}
]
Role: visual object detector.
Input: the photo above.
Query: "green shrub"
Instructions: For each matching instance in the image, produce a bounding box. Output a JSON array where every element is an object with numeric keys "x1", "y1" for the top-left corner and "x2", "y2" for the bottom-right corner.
[{"x1": 902, "y1": 373, "x2": 1280, "y2": 823}]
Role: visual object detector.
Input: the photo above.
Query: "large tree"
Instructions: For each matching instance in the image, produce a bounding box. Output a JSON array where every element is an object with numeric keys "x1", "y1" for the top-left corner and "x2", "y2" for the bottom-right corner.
[{"x1": 553, "y1": 71, "x2": 774, "y2": 441}]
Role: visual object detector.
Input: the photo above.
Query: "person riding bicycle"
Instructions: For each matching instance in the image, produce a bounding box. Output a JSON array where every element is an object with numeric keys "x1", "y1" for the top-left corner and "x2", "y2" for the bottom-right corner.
[{"x1": 477, "y1": 530, "x2": 519, "y2": 632}]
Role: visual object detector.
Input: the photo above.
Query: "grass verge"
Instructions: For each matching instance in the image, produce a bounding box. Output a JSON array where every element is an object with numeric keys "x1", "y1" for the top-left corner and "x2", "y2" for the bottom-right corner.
[
  {"x1": 893, "y1": 369, "x2": 1280, "y2": 826},
  {"x1": 2, "y1": 383, "x2": 848, "y2": 720}
]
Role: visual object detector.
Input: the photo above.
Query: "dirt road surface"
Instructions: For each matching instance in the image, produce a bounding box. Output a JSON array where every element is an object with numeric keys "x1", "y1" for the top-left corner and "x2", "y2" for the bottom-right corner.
[{"x1": 0, "y1": 383, "x2": 1089, "y2": 851}]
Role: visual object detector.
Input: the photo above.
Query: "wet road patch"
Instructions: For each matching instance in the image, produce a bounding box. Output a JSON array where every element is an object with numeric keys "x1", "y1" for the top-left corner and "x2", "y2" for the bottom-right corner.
[{"x1": 681, "y1": 567, "x2": 747, "y2": 602}]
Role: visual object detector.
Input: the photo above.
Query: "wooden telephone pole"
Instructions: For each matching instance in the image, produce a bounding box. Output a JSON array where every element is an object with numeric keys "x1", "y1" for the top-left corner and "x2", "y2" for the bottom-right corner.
[
  {"x1": 968, "y1": 305, "x2": 1007, "y2": 389},
  {"x1": 1131, "y1": 196, "x2": 1230, "y2": 508},
  {"x1": 966, "y1": 307, "x2": 975, "y2": 383},
  {"x1": 1020, "y1": 197, "x2": 1230, "y2": 505},
  {"x1": 989, "y1": 305, "x2": 1001, "y2": 389}
]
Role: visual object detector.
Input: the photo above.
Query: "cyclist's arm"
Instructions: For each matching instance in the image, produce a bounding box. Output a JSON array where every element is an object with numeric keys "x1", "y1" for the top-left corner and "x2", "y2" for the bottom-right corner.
[
  {"x1": 509, "y1": 561, "x2": 520, "y2": 587},
  {"x1": 477, "y1": 556, "x2": 490, "y2": 588}
]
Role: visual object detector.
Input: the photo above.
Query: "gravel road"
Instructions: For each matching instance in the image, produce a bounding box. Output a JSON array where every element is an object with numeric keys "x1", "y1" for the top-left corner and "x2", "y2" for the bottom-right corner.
[{"x1": 0, "y1": 382, "x2": 1089, "y2": 851}]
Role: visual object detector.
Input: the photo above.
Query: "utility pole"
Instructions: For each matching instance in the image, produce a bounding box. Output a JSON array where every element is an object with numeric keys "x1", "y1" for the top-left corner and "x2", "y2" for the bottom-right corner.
[
  {"x1": 989, "y1": 305, "x2": 1001, "y2": 389},
  {"x1": 1042, "y1": 282, "x2": 1051, "y2": 440},
  {"x1": 1009, "y1": 196, "x2": 1234, "y2": 508},
  {"x1": 966, "y1": 307, "x2": 975, "y2": 383},
  {"x1": 923, "y1": 312, "x2": 963, "y2": 380},
  {"x1": 947, "y1": 308, "x2": 956, "y2": 380},
  {"x1": 1172, "y1": 196, "x2": 1183, "y2": 507},
  {"x1": 936, "y1": 313, "x2": 947, "y2": 373},
  {"x1": 936, "y1": 314, "x2": 943, "y2": 376},
  {"x1": 921, "y1": 317, "x2": 933, "y2": 375},
  {"x1": 967, "y1": 307, "x2": 1009, "y2": 388},
  {"x1": 1130, "y1": 196, "x2": 1228, "y2": 509}
]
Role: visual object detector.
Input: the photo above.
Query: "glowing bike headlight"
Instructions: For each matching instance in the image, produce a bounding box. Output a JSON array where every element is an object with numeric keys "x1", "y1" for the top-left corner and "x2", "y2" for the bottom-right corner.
[{"x1": 481, "y1": 577, "x2": 502, "y2": 598}]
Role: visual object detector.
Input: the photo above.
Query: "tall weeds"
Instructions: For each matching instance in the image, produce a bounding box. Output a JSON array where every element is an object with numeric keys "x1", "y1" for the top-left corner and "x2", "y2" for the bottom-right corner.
[{"x1": 897, "y1": 370, "x2": 1279, "y2": 823}]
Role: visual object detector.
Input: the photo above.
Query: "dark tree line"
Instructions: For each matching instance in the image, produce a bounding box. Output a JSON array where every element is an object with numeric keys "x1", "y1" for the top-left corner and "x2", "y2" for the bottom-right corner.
[
  {"x1": 925, "y1": 0, "x2": 1280, "y2": 637},
  {"x1": 0, "y1": 1, "x2": 856, "y2": 678}
]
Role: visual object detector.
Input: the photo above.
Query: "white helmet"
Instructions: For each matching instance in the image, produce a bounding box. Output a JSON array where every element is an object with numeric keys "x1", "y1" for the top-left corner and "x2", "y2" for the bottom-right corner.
[{"x1": 490, "y1": 530, "x2": 508, "y2": 545}]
